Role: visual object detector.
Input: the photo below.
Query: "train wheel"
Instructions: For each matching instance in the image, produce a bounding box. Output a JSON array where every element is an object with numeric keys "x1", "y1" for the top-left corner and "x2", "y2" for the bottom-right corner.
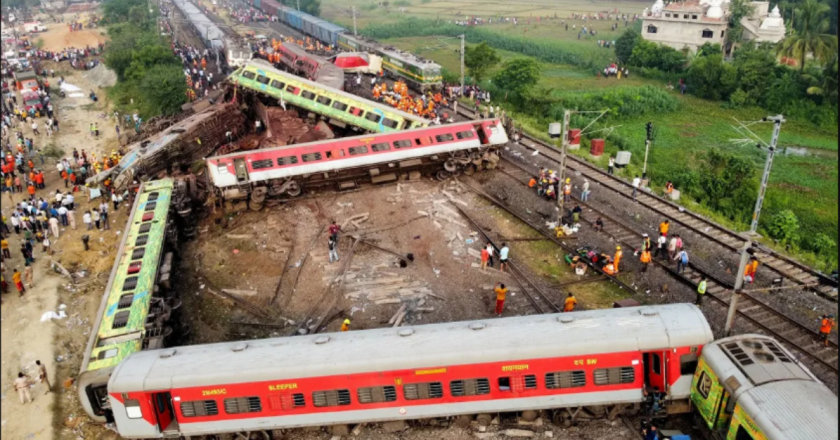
[
  {"x1": 444, "y1": 159, "x2": 458, "y2": 173},
  {"x1": 454, "y1": 414, "x2": 472, "y2": 428},
  {"x1": 436, "y1": 170, "x2": 452, "y2": 181},
  {"x1": 249, "y1": 201, "x2": 263, "y2": 211},
  {"x1": 285, "y1": 181, "x2": 302, "y2": 197},
  {"x1": 476, "y1": 414, "x2": 493, "y2": 427},
  {"x1": 521, "y1": 410, "x2": 539, "y2": 422},
  {"x1": 463, "y1": 164, "x2": 476, "y2": 176}
]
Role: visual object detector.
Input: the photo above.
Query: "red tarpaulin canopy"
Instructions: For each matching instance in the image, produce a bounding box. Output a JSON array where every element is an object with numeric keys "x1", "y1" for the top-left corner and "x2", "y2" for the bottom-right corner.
[{"x1": 333, "y1": 52, "x2": 370, "y2": 69}]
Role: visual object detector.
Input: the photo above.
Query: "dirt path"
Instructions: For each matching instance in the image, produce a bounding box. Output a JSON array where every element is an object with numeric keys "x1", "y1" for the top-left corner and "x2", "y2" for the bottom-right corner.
[
  {"x1": 1, "y1": 273, "x2": 61, "y2": 440},
  {"x1": 37, "y1": 24, "x2": 106, "y2": 53}
]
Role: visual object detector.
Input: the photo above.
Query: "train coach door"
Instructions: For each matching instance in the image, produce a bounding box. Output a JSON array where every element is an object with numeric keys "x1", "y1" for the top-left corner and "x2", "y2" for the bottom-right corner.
[
  {"x1": 643, "y1": 351, "x2": 667, "y2": 393},
  {"x1": 234, "y1": 158, "x2": 249, "y2": 183},
  {"x1": 152, "y1": 392, "x2": 179, "y2": 436}
]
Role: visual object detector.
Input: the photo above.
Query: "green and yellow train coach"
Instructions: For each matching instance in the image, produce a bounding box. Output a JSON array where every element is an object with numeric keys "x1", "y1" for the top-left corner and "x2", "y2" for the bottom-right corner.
[
  {"x1": 231, "y1": 59, "x2": 428, "y2": 133},
  {"x1": 78, "y1": 179, "x2": 179, "y2": 423},
  {"x1": 690, "y1": 334, "x2": 837, "y2": 440},
  {"x1": 337, "y1": 34, "x2": 443, "y2": 92}
]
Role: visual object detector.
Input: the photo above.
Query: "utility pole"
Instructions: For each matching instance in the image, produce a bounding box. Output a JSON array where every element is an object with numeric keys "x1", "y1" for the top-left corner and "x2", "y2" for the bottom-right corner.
[
  {"x1": 297, "y1": 0, "x2": 301, "y2": 11},
  {"x1": 643, "y1": 121, "x2": 652, "y2": 179},
  {"x1": 352, "y1": 6, "x2": 357, "y2": 36},
  {"x1": 725, "y1": 114, "x2": 784, "y2": 336},
  {"x1": 459, "y1": 34, "x2": 465, "y2": 94},
  {"x1": 548, "y1": 110, "x2": 571, "y2": 218}
]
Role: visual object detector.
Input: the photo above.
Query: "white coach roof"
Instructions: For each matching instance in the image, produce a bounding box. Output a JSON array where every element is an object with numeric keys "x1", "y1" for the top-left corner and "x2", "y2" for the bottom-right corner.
[
  {"x1": 700, "y1": 335, "x2": 837, "y2": 440},
  {"x1": 110, "y1": 304, "x2": 713, "y2": 392}
]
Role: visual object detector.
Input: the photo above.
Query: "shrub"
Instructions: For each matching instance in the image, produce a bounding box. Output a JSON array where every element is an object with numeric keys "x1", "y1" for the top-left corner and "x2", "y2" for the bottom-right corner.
[
  {"x1": 728, "y1": 88, "x2": 749, "y2": 107},
  {"x1": 766, "y1": 210, "x2": 800, "y2": 245}
]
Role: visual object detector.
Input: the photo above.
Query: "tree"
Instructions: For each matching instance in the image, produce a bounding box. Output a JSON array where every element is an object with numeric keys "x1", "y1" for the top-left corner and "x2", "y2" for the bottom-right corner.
[
  {"x1": 103, "y1": 0, "x2": 149, "y2": 24},
  {"x1": 138, "y1": 65, "x2": 188, "y2": 118},
  {"x1": 629, "y1": 39, "x2": 660, "y2": 68},
  {"x1": 127, "y1": 44, "x2": 181, "y2": 82},
  {"x1": 766, "y1": 210, "x2": 800, "y2": 245},
  {"x1": 765, "y1": 70, "x2": 807, "y2": 111},
  {"x1": 697, "y1": 42, "x2": 723, "y2": 57},
  {"x1": 493, "y1": 58, "x2": 540, "y2": 96},
  {"x1": 657, "y1": 46, "x2": 688, "y2": 72},
  {"x1": 615, "y1": 29, "x2": 639, "y2": 64},
  {"x1": 686, "y1": 54, "x2": 738, "y2": 100},
  {"x1": 464, "y1": 42, "x2": 500, "y2": 84},
  {"x1": 103, "y1": 24, "x2": 144, "y2": 81},
  {"x1": 809, "y1": 233, "x2": 837, "y2": 256},
  {"x1": 803, "y1": 53, "x2": 838, "y2": 103},
  {"x1": 776, "y1": 0, "x2": 838, "y2": 72},
  {"x1": 733, "y1": 44, "x2": 779, "y2": 105},
  {"x1": 696, "y1": 149, "x2": 757, "y2": 221},
  {"x1": 726, "y1": 0, "x2": 756, "y2": 46}
]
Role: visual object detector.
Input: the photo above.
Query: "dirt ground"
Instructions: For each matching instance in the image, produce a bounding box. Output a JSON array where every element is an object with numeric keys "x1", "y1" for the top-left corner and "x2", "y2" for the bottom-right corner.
[{"x1": 35, "y1": 22, "x2": 106, "y2": 53}]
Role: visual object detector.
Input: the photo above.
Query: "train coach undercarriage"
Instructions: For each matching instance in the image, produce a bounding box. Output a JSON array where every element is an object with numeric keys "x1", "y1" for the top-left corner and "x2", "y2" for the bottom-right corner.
[
  {"x1": 179, "y1": 401, "x2": 666, "y2": 440},
  {"x1": 216, "y1": 147, "x2": 501, "y2": 211}
]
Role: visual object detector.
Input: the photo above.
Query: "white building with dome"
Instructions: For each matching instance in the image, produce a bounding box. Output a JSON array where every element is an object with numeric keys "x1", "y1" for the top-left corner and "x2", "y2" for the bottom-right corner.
[{"x1": 641, "y1": 0, "x2": 786, "y2": 53}]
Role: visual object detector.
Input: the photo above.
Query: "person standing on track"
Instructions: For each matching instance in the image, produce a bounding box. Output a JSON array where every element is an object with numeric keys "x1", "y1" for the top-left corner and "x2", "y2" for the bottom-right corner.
[
  {"x1": 564, "y1": 292, "x2": 577, "y2": 312},
  {"x1": 820, "y1": 314, "x2": 835, "y2": 348},
  {"x1": 328, "y1": 236, "x2": 339, "y2": 264},
  {"x1": 614, "y1": 246, "x2": 623, "y2": 273},
  {"x1": 608, "y1": 156, "x2": 615, "y2": 175},
  {"x1": 744, "y1": 256, "x2": 759, "y2": 284},
  {"x1": 486, "y1": 243, "x2": 495, "y2": 268},
  {"x1": 696, "y1": 276, "x2": 707, "y2": 306},
  {"x1": 675, "y1": 248, "x2": 689, "y2": 274},
  {"x1": 659, "y1": 220, "x2": 670, "y2": 237},
  {"x1": 654, "y1": 233, "x2": 668, "y2": 260},
  {"x1": 640, "y1": 248, "x2": 652, "y2": 272},
  {"x1": 499, "y1": 243, "x2": 510, "y2": 273},
  {"x1": 494, "y1": 282, "x2": 508, "y2": 316}
]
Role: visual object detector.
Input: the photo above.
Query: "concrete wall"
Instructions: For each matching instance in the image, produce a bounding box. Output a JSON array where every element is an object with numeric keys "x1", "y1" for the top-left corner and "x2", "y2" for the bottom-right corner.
[{"x1": 642, "y1": 18, "x2": 727, "y2": 52}]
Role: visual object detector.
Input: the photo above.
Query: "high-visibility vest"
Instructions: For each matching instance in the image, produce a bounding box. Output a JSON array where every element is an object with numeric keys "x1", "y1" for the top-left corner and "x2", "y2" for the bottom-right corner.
[
  {"x1": 640, "y1": 251, "x2": 651, "y2": 263},
  {"x1": 698, "y1": 280, "x2": 707, "y2": 295}
]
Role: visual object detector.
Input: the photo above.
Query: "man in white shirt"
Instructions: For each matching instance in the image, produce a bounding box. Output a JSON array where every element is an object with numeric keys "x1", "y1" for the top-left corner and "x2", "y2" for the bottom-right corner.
[
  {"x1": 632, "y1": 175, "x2": 641, "y2": 201},
  {"x1": 654, "y1": 233, "x2": 668, "y2": 260},
  {"x1": 499, "y1": 243, "x2": 510, "y2": 273}
]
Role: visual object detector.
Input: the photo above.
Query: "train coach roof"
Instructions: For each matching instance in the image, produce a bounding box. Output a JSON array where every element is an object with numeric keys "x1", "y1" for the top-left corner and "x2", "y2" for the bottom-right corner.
[
  {"x1": 237, "y1": 59, "x2": 425, "y2": 123},
  {"x1": 699, "y1": 335, "x2": 837, "y2": 440},
  {"x1": 109, "y1": 304, "x2": 712, "y2": 392},
  {"x1": 172, "y1": 0, "x2": 225, "y2": 47},
  {"x1": 740, "y1": 380, "x2": 838, "y2": 440}
]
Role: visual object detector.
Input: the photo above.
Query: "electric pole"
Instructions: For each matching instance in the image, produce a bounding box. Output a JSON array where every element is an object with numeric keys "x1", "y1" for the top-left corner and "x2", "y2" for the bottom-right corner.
[
  {"x1": 297, "y1": 0, "x2": 301, "y2": 11},
  {"x1": 643, "y1": 121, "x2": 652, "y2": 179},
  {"x1": 352, "y1": 6, "x2": 357, "y2": 36},
  {"x1": 459, "y1": 34, "x2": 465, "y2": 93},
  {"x1": 725, "y1": 114, "x2": 784, "y2": 336},
  {"x1": 548, "y1": 110, "x2": 571, "y2": 218}
]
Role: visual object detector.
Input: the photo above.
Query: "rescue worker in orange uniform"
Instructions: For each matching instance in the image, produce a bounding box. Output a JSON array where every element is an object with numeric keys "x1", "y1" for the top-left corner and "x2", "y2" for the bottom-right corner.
[
  {"x1": 820, "y1": 314, "x2": 835, "y2": 347},
  {"x1": 659, "y1": 220, "x2": 670, "y2": 237},
  {"x1": 564, "y1": 293, "x2": 577, "y2": 312},
  {"x1": 744, "y1": 256, "x2": 759, "y2": 283},
  {"x1": 341, "y1": 319, "x2": 351, "y2": 332},
  {"x1": 614, "y1": 246, "x2": 623, "y2": 273},
  {"x1": 640, "y1": 248, "x2": 652, "y2": 273}
]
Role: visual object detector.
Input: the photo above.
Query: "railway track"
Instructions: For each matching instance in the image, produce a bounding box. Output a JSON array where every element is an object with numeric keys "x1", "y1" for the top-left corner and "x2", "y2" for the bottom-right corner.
[
  {"x1": 455, "y1": 106, "x2": 838, "y2": 303},
  {"x1": 498, "y1": 158, "x2": 839, "y2": 374},
  {"x1": 454, "y1": 205, "x2": 561, "y2": 314}
]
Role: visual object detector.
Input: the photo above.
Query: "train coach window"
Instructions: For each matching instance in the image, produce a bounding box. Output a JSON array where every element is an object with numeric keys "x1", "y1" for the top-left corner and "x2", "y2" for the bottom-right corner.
[
  {"x1": 301, "y1": 90, "x2": 316, "y2": 100},
  {"x1": 135, "y1": 234, "x2": 149, "y2": 246},
  {"x1": 268, "y1": 393, "x2": 306, "y2": 411},
  {"x1": 302, "y1": 152, "x2": 323, "y2": 163},
  {"x1": 312, "y1": 390, "x2": 351, "y2": 407},
  {"x1": 112, "y1": 310, "x2": 130, "y2": 329},
  {"x1": 680, "y1": 354, "x2": 699, "y2": 376},
  {"x1": 242, "y1": 71, "x2": 256, "y2": 80},
  {"x1": 180, "y1": 400, "x2": 219, "y2": 417},
  {"x1": 393, "y1": 140, "x2": 413, "y2": 149},
  {"x1": 131, "y1": 247, "x2": 146, "y2": 260},
  {"x1": 456, "y1": 130, "x2": 475, "y2": 140},
  {"x1": 382, "y1": 118, "x2": 400, "y2": 129},
  {"x1": 144, "y1": 201, "x2": 157, "y2": 211},
  {"x1": 371, "y1": 142, "x2": 391, "y2": 152},
  {"x1": 224, "y1": 396, "x2": 262, "y2": 414},
  {"x1": 139, "y1": 223, "x2": 152, "y2": 233},
  {"x1": 251, "y1": 159, "x2": 274, "y2": 170},
  {"x1": 122, "y1": 276, "x2": 138, "y2": 292},
  {"x1": 269, "y1": 80, "x2": 286, "y2": 90},
  {"x1": 415, "y1": 136, "x2": 433, "y2": 146},
  {"x1": 594, "y1": 367, "x2": 635, "y2": 386},
  {"x1": 124, "y1": 399, "x2": 143, "y2": 419},
  {"x1": 332, "y1": 101, "x2": 349, "y2": 112},
  {"x1": 316, "y1": 96, "x2": 332, "y2": 106},
  {"x1": 365, "y1": 112, "x2": 382, "y2": 123},
  {"x1": 147, "y1": 192, "x2": 160, "y2": 201},
  {"x1": 436, "y1": 133, "x2": 455, "y2": 142},
  {"x1": 357, "y1": 386, "x2": 397, "y2": 404},
  {"x1": 285, "y1": 85, "x2": 300, "y2": 95},
  {"x1": 118, "y1": 293, "x2": 134, "y2": 309},
  {"x1": 499, "y1": 375, "x2": 538, "y2": 392},
  {"x1": 403, "y1": 382, "x2": 444, "y2": 400},
  {"x1": 256, "y1": 75, "x2": 270, "y2": 85},
  {"x1": 277, "y1": 156, "x2": 299, "y2": 166},
  {"x1": 735, "y1": 426, "x2": 756, "y2": 440},
  {"x1": 326, "y1": 150, "x2": 346, "y2": 159},
  {"x1": 349, "y1": 146, "x2": 369, "y2": 155},
  {"x1": 348, "y1": 106, "x2": 365, "y2": 117},
  {"x1": 450, "y1": 379, "x2": 491, "y2": 397},
  {"x1": 546, "y1": 370, "x2": 586, "y2": 389}
]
